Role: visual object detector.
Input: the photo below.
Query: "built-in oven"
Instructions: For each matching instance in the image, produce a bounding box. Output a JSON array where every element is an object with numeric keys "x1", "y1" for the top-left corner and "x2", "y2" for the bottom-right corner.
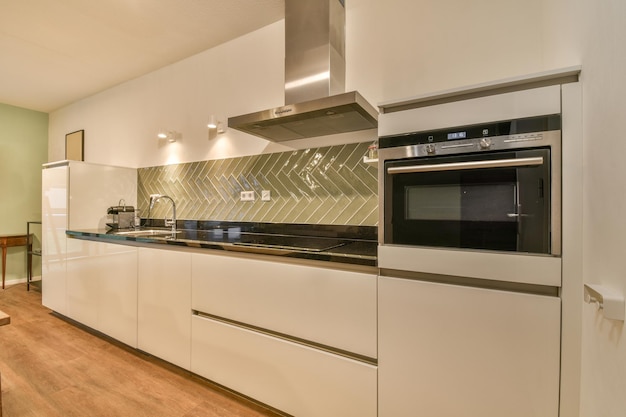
[{"x1": 378, "y1": 114, "x2": 561, "y2": 256}]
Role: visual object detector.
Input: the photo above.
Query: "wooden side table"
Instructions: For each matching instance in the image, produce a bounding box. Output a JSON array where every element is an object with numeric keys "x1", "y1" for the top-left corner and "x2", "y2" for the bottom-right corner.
[{"x1": 0, "y1": 234, "x2": 31, "y2": 289}]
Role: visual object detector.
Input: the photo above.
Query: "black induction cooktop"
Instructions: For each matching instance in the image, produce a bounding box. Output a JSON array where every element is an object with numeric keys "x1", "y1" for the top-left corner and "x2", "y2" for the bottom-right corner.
[{"x1": 232, "y1": 234, "x2": 347, "y2": 252}]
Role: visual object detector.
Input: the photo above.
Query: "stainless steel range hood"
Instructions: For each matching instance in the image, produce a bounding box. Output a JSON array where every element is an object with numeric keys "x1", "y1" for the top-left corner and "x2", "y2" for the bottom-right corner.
[{"x1": 228, "y1": 0, "x2": 378, "y2": 142}]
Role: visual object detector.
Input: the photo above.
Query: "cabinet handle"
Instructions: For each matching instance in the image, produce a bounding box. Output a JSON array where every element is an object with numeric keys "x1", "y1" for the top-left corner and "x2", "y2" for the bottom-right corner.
[{"x1": 387, "y1": 157, "x2": 544, "y2": 174}]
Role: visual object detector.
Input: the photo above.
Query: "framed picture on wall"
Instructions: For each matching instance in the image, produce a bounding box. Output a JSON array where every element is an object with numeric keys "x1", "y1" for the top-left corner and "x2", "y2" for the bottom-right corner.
[{"x1": 65, "y1": 129, "x2": 84, "y2": 161}]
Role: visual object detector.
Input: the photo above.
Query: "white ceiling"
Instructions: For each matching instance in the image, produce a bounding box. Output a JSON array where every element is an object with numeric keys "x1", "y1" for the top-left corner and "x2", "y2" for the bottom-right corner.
[{"x1": 0, "y1": 0, "x2": 284, "y2": 113}]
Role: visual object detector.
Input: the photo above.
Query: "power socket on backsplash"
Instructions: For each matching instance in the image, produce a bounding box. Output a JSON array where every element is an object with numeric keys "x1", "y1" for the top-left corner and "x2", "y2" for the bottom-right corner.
[{"x1": 240, "y1": 191, "x2": 255, "y2": 201}]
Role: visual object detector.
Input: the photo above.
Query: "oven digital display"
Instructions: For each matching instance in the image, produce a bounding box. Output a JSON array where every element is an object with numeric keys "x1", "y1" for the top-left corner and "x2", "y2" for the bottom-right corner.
[{"x1": 447, "y1": 131, "x2": 467, "y2": 140}]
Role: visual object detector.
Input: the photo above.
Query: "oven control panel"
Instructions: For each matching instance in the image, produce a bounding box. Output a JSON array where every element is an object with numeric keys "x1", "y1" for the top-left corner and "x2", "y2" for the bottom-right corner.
[
  {"x1": 378, "y1": 114, "x2": 560, "y2": 152},
  {"x1": 419, "y1": 132, "x2": 546, "y2": 156}
]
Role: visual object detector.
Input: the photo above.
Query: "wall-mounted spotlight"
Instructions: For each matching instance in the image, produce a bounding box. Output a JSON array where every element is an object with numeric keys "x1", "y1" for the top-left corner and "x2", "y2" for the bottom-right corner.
[
  {"x1": 207, "y1": 115, "x2": 217, "y2": 130},
  {"x1": 208, "y1": 115, "x2": 226, "y2": 139},
  {"x1": 157, "y1": 130, "x2": 180, "y2": 143}
]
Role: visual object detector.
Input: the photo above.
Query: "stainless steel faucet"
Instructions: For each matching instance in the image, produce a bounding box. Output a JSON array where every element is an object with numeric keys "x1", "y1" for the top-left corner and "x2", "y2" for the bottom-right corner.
[{"x1": 149, "y1": 194, "x2": 177, "y2": 233}]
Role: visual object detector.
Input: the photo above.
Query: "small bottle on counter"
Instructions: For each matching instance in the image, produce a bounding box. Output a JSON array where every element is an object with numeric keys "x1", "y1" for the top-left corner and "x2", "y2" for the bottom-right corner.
[
  {"x1": 367, "y1": 140, "x2": 378, "y2": 160},
  {"x1": 134, "y1": 210, "x2": 142, "y2": 228}
]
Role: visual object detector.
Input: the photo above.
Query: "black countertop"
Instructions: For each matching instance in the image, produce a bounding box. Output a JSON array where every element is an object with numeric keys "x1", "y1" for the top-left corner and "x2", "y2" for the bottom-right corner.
[{"x1": 67, "y1": 221, "x2": 378, "y2": 267}]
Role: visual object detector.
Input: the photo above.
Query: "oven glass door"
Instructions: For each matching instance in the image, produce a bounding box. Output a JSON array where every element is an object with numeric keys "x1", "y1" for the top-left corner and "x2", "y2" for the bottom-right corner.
[{"x1": 386, "y1": 148, "x2": 551, "y2": 254}]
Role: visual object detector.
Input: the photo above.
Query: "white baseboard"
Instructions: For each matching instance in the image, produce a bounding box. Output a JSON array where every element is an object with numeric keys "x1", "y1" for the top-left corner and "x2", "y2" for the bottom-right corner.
[{"x1": 4, "y1": 275, "x2": 41, "y2": 287}]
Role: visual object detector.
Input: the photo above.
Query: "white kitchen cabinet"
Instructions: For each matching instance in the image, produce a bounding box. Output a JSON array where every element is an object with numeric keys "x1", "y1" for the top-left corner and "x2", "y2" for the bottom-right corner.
[
  {"x1": 191, "y1": 314, "x2": 377, "y2": 417},
  {"x1": 191, "y1": 252, "x2": 377, "y2": 358},
  {"x1": 65, "y1": 238, "x2": 98, "y2": 329},
  {"x1": 378, "y1": 276, "x2": 560, "y2": 417},
  {"x1": 66, "y1": 238, "x2": 138, "y2": 347},
  {"x1": 97, "y1": 244, "x2": 138, "y2": 346},
  {"x1": 138, "y1": 247, "x2": 191, "y2": 370},
  {"x1": 65, "y1": 162, "x2": 137, "y2": 230}
]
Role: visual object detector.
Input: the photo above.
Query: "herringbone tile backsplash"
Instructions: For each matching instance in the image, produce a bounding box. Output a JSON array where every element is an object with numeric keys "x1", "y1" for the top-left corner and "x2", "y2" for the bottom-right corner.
[{"x1": 138, "y1": 141, "x2": 378, "y2": 226}]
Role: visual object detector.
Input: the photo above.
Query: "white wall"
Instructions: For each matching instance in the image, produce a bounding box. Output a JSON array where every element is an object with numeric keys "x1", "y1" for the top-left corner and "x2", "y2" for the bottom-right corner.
[
  {"x1": 47, "y1": 0, "x2": 626, "y2": 415},
  {"x1": 579, "y1": 0, "x2": 626, "y2": 416},
  {"x1": 49, "y1": 21, "x2": 286, "y2": 168},
  {"x1": 48, "y1": 0, "x2": 575, "y2": 168},
  {"x1": 348, "y1": 0, "x2": 547, "y2": 103}
]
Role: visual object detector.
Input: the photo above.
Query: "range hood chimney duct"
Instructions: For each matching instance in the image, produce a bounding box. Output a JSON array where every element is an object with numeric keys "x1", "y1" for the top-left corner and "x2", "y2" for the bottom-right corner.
[
  {"x1": 284, "y1": 0, "x2": 345, "y2": 104},
  {"x1": 228, "y1": 0, "x2": 378, "y2": 142}
]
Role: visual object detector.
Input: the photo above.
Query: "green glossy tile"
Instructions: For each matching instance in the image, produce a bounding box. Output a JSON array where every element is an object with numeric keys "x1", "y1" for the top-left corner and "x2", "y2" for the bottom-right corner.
[
  {"x1": 305, "y1": 197, "x2": 340, "y2": 224},
  {"x1": 290, "y1": 197, "x2": 321, "y2": 223},
  {"x1": 308, "y1": 169, "x2": 343, "y2": 198},
  {"x1": 282, "y1": 196, "x2": 316, "y2": 223},
  {"x1": 268, "y1": 198, "x2": 301, "y2": 223},
  {"x1": 336, "y1": 165, "x2": 374, "y2": 197},
  {"x1": 263, "y1": 172, "x2": 290, "y2": 198},
  {"x1": 346, "y1": 199, "x2": 379, "y2": 226},
  {"x1": 352, "y1": 163, "x2": 378, "y2": 194},
  {"x1": 254, "y1": 197, "x2": 281, "y2": 222},
  {"x1": 331, "y1": 196, "x2": 369, "y2": 225},
  {"x1": 318, "y1": 197, "x2": 352, "y2": 224},
  {"x1": 322, "y1": 165, "x2": 355, "y2": 196},
  {"x1": 275, "y1": 170, "x2": 309, "y2": 200},
  {"x1": 137, "y1": 140, "x2": 379, "y2": 225}
]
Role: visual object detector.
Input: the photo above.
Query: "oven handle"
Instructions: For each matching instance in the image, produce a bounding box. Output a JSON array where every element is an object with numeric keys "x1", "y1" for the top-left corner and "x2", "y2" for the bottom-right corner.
[{"x1": 386, "y1": 156, "x2": 544, "y2": 174}]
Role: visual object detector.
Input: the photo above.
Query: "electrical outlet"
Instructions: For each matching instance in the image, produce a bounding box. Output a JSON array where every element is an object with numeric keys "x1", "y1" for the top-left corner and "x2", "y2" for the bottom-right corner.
[
  {"x1": 240, "y1": 191, "x2": 255, "y2": 201},
  {"x1": 261, "y1": 190, "x2": 271, "y2": 201}
]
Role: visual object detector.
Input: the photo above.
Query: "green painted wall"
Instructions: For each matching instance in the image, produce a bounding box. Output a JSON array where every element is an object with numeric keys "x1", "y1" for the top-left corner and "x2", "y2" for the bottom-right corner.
[{"x1": 0, "y1": 103, "x2": 48, "y2": 285}]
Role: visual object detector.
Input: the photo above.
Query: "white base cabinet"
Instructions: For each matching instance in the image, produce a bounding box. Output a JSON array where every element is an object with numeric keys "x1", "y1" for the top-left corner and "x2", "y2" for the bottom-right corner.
[
  {"x1": 191, "y1": 315, "x2": 377, "y2": 417},
  {"x1": 378, "y1": 276, "x2": 561, "y2": 417},
  {"x1": 66, "y1": 239, "x2": 138, "y2": 347},
  {"x1": 191, "y1": 252, "x2": 378, "y2": 416},
  {"x1": 191, "y1": 252, "x2": 377, "y2": 358},
  {"x1": 138, "y1": 247, "x2": 191, "y2": 370},
  {"x1": 53, "y1": 231, "x2": 380, "y2": 417}
]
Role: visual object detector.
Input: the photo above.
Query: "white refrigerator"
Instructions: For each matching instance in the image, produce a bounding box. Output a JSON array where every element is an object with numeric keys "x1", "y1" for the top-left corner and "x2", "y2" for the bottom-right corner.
[{"x1": 41, "y1": 160, "x2": 137, "y2": 314}]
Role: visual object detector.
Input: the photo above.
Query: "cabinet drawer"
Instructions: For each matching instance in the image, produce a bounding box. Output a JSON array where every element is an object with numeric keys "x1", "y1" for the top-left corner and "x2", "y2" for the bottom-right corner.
[
  {"x1": 191, "y1": 252, "x2": 377, "y2": 358},
  {"x1": 191, "y1": 315, "x2": 377, "y2": 417}
]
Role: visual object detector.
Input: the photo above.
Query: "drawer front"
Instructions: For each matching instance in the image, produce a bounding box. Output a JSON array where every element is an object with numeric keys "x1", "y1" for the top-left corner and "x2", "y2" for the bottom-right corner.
[
  {"x1": 378, "y1": 276, "x2": 560, "y2": 417},
  {"x1": 65, "y1": 239, "x2": 138, "y2": 347},
  {"x1": 191, "y1": 315, "x2": 377, "y2": 417},
  {"x1": 191, "y1": 252, "x2": 377, "y2": 358}
]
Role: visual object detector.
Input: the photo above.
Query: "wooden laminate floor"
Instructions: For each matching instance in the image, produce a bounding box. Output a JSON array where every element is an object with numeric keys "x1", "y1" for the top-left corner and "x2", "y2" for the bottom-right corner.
[{"x1": 0, "y1": 283, "x2": 283, "y2": 417}]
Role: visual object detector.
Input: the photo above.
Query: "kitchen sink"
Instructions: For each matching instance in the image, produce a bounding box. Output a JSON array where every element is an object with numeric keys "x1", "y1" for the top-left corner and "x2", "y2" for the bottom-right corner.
[{"x1": 114, "y1": 229, "x2": 180, "y2": 237}]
